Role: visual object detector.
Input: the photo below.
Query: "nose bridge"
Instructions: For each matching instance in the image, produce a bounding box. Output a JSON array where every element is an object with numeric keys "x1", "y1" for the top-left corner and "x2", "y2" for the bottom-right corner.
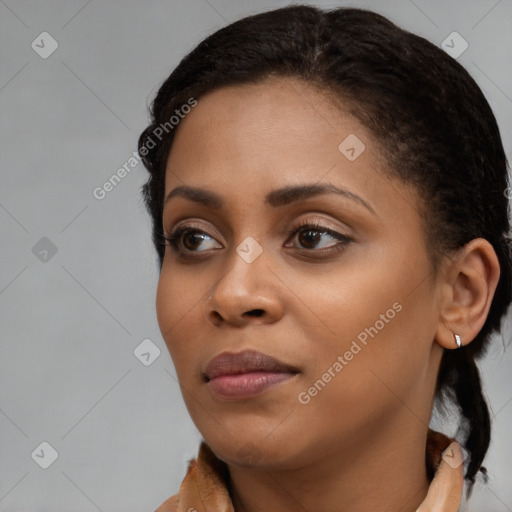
[
  {"x1": 205, "y1": 230, "x2": 283, "y2": 326},
  {"x1": 214, "y1": 234, "x2": 268, "y2": 298}
]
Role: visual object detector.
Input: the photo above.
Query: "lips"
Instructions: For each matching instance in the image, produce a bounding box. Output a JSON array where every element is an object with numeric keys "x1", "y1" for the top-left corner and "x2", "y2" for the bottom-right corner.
[
  {"x1": 203, "y1": 349, "x2": 300, "y2": 400},
  {"x1": 203, "y1": 349, "x2": 299, "y2": 381}
]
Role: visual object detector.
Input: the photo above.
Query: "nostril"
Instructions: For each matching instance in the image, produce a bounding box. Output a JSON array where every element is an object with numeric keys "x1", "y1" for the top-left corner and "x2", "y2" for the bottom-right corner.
[{"x1": 246, "y1": 309, "x2": 265, "y2": 317}]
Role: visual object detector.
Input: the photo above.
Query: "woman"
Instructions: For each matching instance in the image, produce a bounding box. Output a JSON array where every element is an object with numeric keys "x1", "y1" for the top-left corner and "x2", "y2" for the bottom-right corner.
[{"x1": 138, "y1": 5, "x2": 511, "y2": 511}]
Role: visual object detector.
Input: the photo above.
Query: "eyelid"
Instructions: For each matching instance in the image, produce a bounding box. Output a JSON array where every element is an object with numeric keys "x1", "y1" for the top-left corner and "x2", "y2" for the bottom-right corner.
[
  {"x1": 288, "y1": 221, "x2": 348, "y2": 240},
  {"x1": 166, "y1": 220, "x2": 223, "y2": 241},
  {"x1": 288, "y1": 214, "x2": 351, "y2": 234},
  {"x1": 165, "y1": 214, "x2": 351, "y2": 241}
]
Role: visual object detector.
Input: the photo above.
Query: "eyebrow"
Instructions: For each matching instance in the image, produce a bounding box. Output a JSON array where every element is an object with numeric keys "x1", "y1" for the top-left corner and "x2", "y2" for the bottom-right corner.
[{"x1": 164, "y1": 183, "x2": 376, "y2": 215}]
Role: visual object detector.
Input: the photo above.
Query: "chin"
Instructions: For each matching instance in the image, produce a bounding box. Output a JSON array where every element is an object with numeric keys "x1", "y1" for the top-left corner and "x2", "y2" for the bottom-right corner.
[{"x1": 202, "y1": 430, "x2": 311, "y2": 471}]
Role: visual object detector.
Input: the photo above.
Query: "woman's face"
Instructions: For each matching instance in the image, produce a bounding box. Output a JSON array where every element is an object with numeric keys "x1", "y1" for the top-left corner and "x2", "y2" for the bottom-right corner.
[{"x1": 156, "y1": 76, "x2": 445, "y2": 469}]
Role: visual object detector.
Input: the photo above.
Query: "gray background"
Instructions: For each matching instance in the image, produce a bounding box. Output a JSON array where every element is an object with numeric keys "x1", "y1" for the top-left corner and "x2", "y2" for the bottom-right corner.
[{"x1": 0, "y1": 0, "x2": 511, "y2": 511}]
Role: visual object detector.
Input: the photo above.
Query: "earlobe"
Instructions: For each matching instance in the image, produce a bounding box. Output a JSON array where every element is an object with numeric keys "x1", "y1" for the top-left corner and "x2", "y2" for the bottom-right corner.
[
  {"x1": 435, "y1": 238, "x2": 500, "y2": 350},
  {"x1": 436, "y1": 329, "x2": 465, "y2": 350}
]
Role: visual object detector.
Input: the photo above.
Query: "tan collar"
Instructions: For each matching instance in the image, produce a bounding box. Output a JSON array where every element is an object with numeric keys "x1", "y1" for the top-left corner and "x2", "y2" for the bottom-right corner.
[{"x1": 156, "y1": 428, "x2": 464, "y2": 512}]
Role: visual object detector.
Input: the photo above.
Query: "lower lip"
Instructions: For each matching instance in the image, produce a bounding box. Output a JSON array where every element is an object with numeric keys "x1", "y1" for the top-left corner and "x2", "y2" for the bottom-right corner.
[{"x1": 207, "y1": 371, "x2": 297, "y2": 400}]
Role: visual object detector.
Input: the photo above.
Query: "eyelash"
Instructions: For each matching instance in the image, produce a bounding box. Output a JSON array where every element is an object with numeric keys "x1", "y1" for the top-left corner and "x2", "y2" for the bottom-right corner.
[{"x1": 163, "y1": 220, "x2": 353, "y2": 259}]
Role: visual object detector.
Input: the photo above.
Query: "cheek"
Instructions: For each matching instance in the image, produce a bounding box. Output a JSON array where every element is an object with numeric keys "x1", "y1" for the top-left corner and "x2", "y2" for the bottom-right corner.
[
  {"x1": 155, "y1": 270, "x2": 177, "y2": 345},
  {"x1": 291, "y1": 300, "x2": 434, "y2": 450},
  {"x1": 294, "y1": 245, "x2": 436, "y2": 393},
  {"x1": 155, "y1": 268, "x2": 206, "y2": 367},
  {"x1": 281, "y1": 257, "x2": 405, "y2": 355}
]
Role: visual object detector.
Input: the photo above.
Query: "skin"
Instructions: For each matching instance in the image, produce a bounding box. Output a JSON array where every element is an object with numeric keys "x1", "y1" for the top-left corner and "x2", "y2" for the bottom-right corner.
[{"x1": 155, "y1": 76, "x2": 500, "y2": 512}]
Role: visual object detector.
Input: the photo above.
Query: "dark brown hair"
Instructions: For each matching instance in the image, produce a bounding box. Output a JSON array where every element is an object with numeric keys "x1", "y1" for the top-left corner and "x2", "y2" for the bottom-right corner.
[{"x1": 138, "y1": 4, "x2": 512, "y2": 499}]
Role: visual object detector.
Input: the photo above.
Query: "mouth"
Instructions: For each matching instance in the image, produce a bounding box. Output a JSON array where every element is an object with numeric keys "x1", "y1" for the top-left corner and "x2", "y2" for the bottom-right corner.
[{"x1": 203, "y1": 349, "x2": 300, "y2": 400}]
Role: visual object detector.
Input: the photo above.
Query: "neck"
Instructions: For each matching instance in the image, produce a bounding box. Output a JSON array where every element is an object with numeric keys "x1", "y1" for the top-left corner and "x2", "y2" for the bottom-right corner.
[{"x1": 226, "y1": 419, "x2": 431, "y2": 512}]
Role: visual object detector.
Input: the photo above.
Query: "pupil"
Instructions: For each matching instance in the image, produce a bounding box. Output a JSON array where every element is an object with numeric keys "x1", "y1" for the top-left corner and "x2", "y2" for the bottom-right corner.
[
  {"x1": 184, "y1": 233, "x2": 203, "y2": 250},
  {"x1": 299, "y1": 230, "x2": 320, "y2": 248}
]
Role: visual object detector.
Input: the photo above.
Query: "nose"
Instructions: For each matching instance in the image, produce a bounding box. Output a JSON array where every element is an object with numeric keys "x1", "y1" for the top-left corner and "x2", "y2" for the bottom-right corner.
[{"x1": 205, "y1": 243, "x2": 284, "y2": 327}]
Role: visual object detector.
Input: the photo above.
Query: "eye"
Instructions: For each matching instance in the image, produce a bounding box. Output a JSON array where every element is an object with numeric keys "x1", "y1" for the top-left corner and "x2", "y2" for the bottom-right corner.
[
  {"x1": 163, "y1": 219, "x2": 353, "y2": 259},
  {"x1": 163, "y1": 225, "x2": 221, "y2": 255},
  {"x1": 285, "y1": 220, "x2": 352, "y2": 256}
]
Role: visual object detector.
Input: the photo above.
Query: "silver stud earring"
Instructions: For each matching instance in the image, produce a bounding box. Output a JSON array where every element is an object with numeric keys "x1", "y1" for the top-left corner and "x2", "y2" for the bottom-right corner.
[{"x1": 454, "y1": 334, "x2": 463, "y2": 349}]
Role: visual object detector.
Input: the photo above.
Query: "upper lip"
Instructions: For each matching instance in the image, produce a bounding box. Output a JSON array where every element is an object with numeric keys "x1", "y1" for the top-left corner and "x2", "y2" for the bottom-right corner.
[{"x1": 203, "y1": 349, "x2": 300, "y2": 381}]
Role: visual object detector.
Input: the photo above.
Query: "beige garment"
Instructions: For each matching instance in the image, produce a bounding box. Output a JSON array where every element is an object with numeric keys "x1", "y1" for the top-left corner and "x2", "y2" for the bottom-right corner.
[{"x1": 155, "y1": 428, "x2": 465, "y2": 512}]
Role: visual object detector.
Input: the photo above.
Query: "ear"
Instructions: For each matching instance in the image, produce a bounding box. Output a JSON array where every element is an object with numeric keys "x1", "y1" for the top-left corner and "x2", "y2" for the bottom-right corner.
[{"x1": 435, "y1": 238, "x2": 500, "y2": 350}]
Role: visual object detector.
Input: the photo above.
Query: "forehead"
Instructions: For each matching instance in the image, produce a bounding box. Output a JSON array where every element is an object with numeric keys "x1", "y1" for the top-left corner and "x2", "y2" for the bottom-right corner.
[
  {"x1": 165, "y1": 77, "x2": 380, "y2": 195},
  {"x1": 165, "y1": 77, "x2": 424, "y2": 229}
]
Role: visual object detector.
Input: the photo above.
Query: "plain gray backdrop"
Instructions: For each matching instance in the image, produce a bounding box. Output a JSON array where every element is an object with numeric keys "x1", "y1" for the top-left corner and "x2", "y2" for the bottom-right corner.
[{"x1": 1, "y1": 0, "x2": 511, "y2": 511}]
